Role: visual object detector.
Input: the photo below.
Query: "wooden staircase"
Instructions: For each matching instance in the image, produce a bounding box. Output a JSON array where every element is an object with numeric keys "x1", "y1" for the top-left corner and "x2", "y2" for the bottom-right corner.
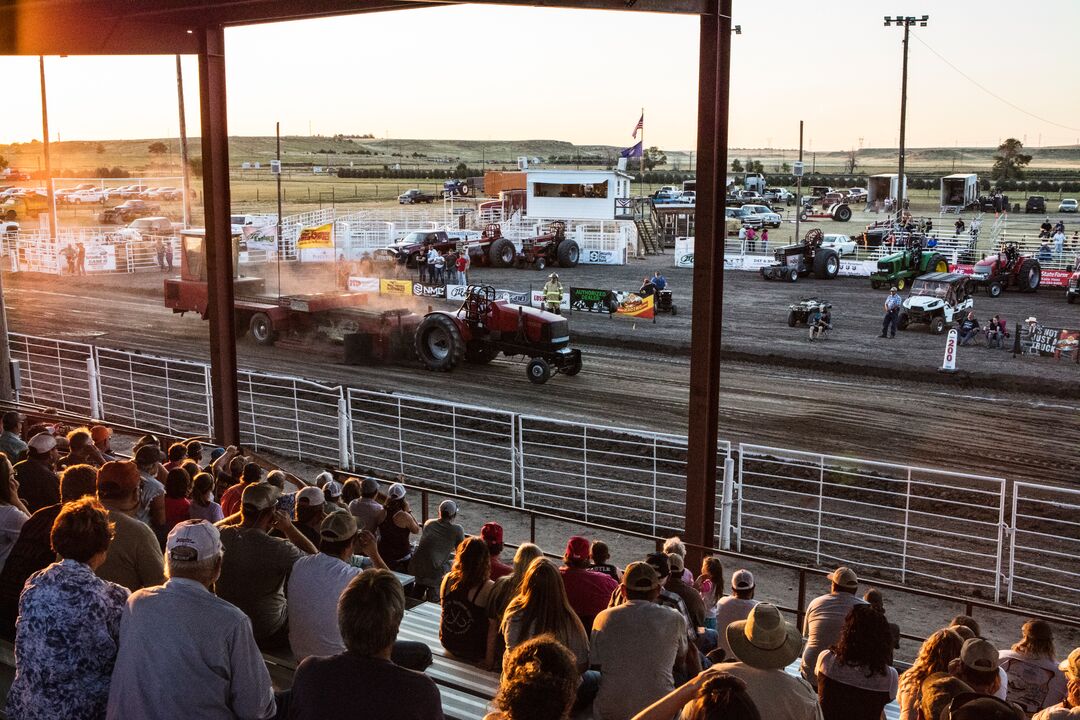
[{"x1": 633, "y1": 200, "x2": 663, "y2": 255}]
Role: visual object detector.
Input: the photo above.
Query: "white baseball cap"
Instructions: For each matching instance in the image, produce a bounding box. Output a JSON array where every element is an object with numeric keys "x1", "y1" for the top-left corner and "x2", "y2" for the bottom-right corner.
[
  {"x1": 166, "y1": 520, "x2": 222, "y2": 562},
  {"x1": 387, "y1": 483, "x2": 406, "y2": 500},
  {"x1": 731, "y1": 569, "x2": 755, "y2": 590},
  {"x1": 27, "y1": 433, "x2": 57, "y2": 453},
  {"x1": 297, "y1": 486, "x2": 325, "y2": 506},
  {"x1": 323, "y1": 480, "x2": 343, "y2": 499}
]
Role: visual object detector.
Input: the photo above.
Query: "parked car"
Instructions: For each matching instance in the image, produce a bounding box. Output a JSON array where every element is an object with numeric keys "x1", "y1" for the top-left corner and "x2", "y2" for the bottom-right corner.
[
  {"x1": 146, "y1": 187, "x2": 183, "y2": 201},
  {"x1": 763, "y1": 187, "x2": 795, "y2": 204},
  {"x1": 820, "y1": 233, "x2": 858, "y2": 257},
  {"x1": 1059, "y1": 198, "x2": 1078, "y2": 213},
  {"x1": 99, "y1": 199, "x2": 161, "y2": 224},
  {"x1": 1, "y1": 221, "x2": 19, "y2": 236},
  {"x1": 1025, "y1": 196, "x2": 1047, "y2": 213},
  {"x1": 737, "y1": 204, "x2": 783, "y2": 228},
  {"x1": 116, "y1": 216, "x2": 176, "y2": 240},
  {"x1": 67, "y1": 189, "x2": 105, "y2": 204},
  {"x1": 398, "y1": 189, "x2": 436, "y2": 204},
  {"x1": 846, "y1": 188, "x2": 868, "y2": 204}
]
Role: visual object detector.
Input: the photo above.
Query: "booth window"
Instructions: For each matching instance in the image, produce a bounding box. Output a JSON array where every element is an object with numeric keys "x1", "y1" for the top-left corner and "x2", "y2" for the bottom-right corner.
[{"x1": 533, "y1": 181, "x2": 609, "y2": 199}]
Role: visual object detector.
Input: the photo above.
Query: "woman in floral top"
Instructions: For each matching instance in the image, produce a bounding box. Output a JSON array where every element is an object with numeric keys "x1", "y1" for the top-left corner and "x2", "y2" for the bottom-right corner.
[{"x1": 5, "y1": 497, "x2": 129, "y2": 720}]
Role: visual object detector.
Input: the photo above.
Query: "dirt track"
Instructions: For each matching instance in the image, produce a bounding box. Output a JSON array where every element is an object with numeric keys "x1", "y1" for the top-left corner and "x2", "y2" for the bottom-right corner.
[{"x1": 4, "y1": 266, "x2": 1078, "y2": 490}]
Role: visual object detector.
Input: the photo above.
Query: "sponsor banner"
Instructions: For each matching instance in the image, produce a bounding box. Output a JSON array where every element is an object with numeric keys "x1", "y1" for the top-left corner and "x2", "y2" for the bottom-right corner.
[
  {"x1": 412, "y1": 282, "x2": 446, "y2": 299},
  {"x1": 674, "y1": 237, "x2": 694, "y2": 268},
  {"x1": 952, "y1": 264, "x2": 1071, "y2": 288},
  {"x1": 530, "y1": 290, "x2": 570, "y2": 310},
  {"x1": 724, "y1": 255, "x2": 774, "y2": 271},
  {"x1": 580, "y1": 248, "x2": 623, "y2": 265},
  {"x1": 379, "y1": 278, "x2": 412, "y2": 296},
  {"x1": 243, "y1": 224, "x2": 277, "y2": 252},
  {"x1": 84, "y1": 244, "x2": 116, "y2": 272},
  {"x1": 837, "y1": 260, "x2": 879, "y2": 277},
  {"x1": 614, "y1": 292, "x2": 655, "y2": 319},
  {"x1": 570, "y1": 287, "x2": 614, "y2": 314},
  {"x1": 298, "y1": 222, "x2": 334, "y2": 263},
  {"x1": 347, "y1": 276, "x2": 380, "y2": 293},
  {"x1": 446, "y1": 285, "x2": 530, "y2": 305},
  {"x1": 1031, "y1": 326, "x2": 1078, "y2": 358}
]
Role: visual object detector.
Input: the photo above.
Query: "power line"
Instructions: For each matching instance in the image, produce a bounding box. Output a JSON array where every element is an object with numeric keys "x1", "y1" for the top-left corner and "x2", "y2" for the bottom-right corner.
[{"x1": 911, "y1": 33, "x2": 1080, "y2": 134}]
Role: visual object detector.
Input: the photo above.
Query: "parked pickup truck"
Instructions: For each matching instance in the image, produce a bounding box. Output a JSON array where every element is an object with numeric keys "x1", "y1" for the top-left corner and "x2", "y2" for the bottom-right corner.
[
  {"x1": 398, "y1": 189, "x2": 437, "y2": 204},
  {"x1": 98, "y1": 199, "x2": 162, "y2": 224},
  {"x1": 1, "y1": 193, "x2": 48, "y2": 221},
  {"x1": 763, "y1": 187, "x2": 795, "y2": 204}
]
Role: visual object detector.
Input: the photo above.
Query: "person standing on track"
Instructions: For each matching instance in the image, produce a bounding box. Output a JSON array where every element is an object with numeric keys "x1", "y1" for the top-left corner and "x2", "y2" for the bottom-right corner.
[
  {"x1": 880, "y1": 287, "x2": 901, "y2": 339},
  {"x1": 543, "y1": 273, "x2": 564, "y2": 315}
]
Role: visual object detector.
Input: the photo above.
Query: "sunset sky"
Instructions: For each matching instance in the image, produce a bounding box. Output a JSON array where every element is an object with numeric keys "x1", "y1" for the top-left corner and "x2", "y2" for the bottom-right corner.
[{"x1": 2, "y1": 1, "x2": 1079, "y2": 151}]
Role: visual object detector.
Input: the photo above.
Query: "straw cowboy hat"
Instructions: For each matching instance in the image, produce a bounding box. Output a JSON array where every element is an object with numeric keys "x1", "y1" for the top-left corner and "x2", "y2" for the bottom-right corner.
[{"x1": 726, "y1": 603, "x2": 804, "y2": 670}]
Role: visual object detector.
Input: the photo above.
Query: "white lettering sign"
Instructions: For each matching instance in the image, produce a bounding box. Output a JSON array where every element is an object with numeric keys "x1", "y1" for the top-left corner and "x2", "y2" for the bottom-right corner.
[{"x1": 941, "y1": 329, "x2": 958, "y2": 372}]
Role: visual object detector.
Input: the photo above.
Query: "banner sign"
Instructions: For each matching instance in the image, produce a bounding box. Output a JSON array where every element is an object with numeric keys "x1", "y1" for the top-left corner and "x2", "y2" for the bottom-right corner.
[
  {"x1": 614, "y1": 292, "x2": 655, "y2": 319},
  {"x1": 530, "y1": 290, "x2": 570, "y2": 310},
  {"x1": 1030, "y1": 326, "x2": 1078, "y2": 358},
  {"x1": 243, "y1": 224, "x2": 278, "y2": 252},
  {"x1": 837, "y1": 260, "x2": 879, "y2": 277},
  {"x1": 412, "y1": 282, "x2": 446, "y2": 299},
  {"x1": 674, "y1": 237, "x2": 694, "y2": 268},
  {"x1": 84, "y1": 244, "x2": 117, "y2": 272},
  {"x1": 580, "y1": 249, "x2": 623, "y2": 265},
  {"x1": 446, "y1": 285, "x2": 530, "y2": 305},
  {"x1": 298, "y1": 223, "x2": 334, "y2": 262},
  {"x1": 380, "y1": 279, "x2": 412, "y2": 296},
  {"x1": 347, "y1": 276, "x2": 380, "y2": 293},
  {"x1": 952, "y1": 264, "x2": 1071, "y2": 288},
  {"x1": 570, "y1": 287, "x2": 614, "y2": 314}
]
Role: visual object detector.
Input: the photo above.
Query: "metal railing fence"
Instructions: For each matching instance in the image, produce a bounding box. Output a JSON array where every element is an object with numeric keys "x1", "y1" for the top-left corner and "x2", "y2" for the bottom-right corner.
[
  {"x1": 238, "y1": 371, "x2": 344, "y2": 467},
  {"x1": 1009, "y1": 482, "x2": 1080, "y2": 613},
  {"x1": 94, "y1": 347, "x2": 212, "y2": 438}
]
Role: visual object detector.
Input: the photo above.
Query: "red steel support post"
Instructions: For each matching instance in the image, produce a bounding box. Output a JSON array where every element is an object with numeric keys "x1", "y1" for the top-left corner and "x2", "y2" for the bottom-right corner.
[
  {"x1": 684, "y1": 0, "x2": 732, "y2": 567},
  {"x1": 198, "y1": 25, "x2": 241, "y2": 446}
]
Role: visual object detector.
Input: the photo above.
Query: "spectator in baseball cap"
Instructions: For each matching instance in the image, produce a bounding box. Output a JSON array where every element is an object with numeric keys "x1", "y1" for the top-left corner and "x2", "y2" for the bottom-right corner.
[
  {"x1": 591, "y1": 562, "x2": 696, "y2": 720},
  {"x1": 713, "y1": 569, "x2": 759, "y2": 663},
  {"x1": 560, "y1": 535, "x2": 618, "y2": 634},
  {"x1": 215, "y1": 482, "x2": 317, "y2": 650},
  {"x1": 132, "y1": 444, "x2": 167, "y2": 533},
  {"x1": 409, "y1": 499, "x2": 464, "y2": 601},
  {"x1": 800, "y1": 566, "x2": 867, "y2": 688},
  {"x1": 94, "y1": 461, "x2": 165, "y2": 592},
  {"x1": 348, "y1": 476, "x2": 384, "y2": 534},
  {"x1": 293, "y1": 485, "x2": 327, "y2": 549},
  {"x1": 481, "y1": 521, "x2": 512, "y2": 580},
  {"x1": 923, "y1": 637, "x2": 1006, "y2": 720},
  {"x1": 90, "y1": 425, "x2": 114, "y2": 460},
  {"x1": 14, "y1": 432, "x2": 61, "y2": 513},
  {"x1": 323, "y1": 480, "x2": 345, "y2": 510},
  {"x1": 999, "y1": 619, "x2": 1068, "y2": 714},
  {"x1": 376, "y1": 483, "x2": 419, "y2": 572},
  {"x1": 106, "y1": 520, "x2": 277, "y2": 719}
]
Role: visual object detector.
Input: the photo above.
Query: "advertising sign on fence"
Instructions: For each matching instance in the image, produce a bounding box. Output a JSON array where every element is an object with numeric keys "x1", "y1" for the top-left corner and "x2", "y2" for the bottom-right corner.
[
  {"x1": 1030, "y1": 326, "x2": 1078, "y2": 358},
  {"x1": 379, "y1": 279, "x2": 412, "y2": 296},
  {"x1": 446, "y1": 285, "x2": 530, "y2": 304},
  {"x1": 298, "y1": 223, "x2": 334, "y2": 262},
  {"x1": 674, "y1": 237, "x2": 694, "y2": 268},
  {"x1": 614, "y1": 292, "x2": 655, "y2": 319},
  {"x1": 954, "y1": 265, "x2": 1072, "y2": 288},
  {"x1": 243, "y1": 224, "x2": 278, "y2": 252},
  {"x1": 412, "y1": 282, "x2": 446, "y2": 299},
  {"x1": 580, "y1": 249, "x2": 623, "y2": 265},
  {"x1": 347, "y1": 276, "x2": 380, "y2": 293},
  {"x1": 84, "y1": 244, "x2": 117, "y2": 272},
  {"x1": 529, "y1": 290, "x2": 570, "y2": 311},
  {"x1": 570, "y1": 287, "x2": 614, "y2": 314}
]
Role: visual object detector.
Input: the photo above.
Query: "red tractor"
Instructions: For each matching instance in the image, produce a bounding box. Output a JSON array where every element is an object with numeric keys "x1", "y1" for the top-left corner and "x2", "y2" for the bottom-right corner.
[
  {"x1": 970, "y1": 242, "x2": 1041, "y2": 297},
  {"x1": 513, "y1": 221, "x2": 580, "y2": 271},
  {"x1": 414, "y1": 285, "x2": 582, "y2": 384}
]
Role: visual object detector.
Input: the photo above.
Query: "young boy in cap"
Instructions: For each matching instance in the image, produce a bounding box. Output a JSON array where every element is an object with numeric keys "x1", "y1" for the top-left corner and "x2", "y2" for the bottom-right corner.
[
  {"x1": 800, "y1": 566, "x2": 866, "y2": 688},
  {"x1": 480, "y1": 521, "x2": 511, "y2": 580},
  {"x1": 106, "y1": 520, "x2": 277, "y2": 720},
  {"x1": 720, "y1": 603, "x2": 820, "y2": 720},
  {"x1": 590, "y1": 562, "x2": 694, "y2": 720},
  {"x1": 560, "y1": 535, "x2": 618, "y2": 633},
  {"x1": 713, "y1": 569, "x2": 759, "y2": 662}
]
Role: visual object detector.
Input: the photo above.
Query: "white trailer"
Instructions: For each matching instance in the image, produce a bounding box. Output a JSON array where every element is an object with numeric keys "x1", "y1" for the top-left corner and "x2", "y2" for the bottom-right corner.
[
  {"x1": 940, "y1": 173, "x2": 978, "y2": 212},
  {"x1": 867, "y1": 173, "x2": 906, "y2": 207}
]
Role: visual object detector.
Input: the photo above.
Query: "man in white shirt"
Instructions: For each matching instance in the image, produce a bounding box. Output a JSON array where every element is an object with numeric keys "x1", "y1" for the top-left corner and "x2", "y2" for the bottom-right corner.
[
  {"x1": 287, "y1": 511, "x2": 431, "y2": 670},
  {"x1": 800, "y1": 566, "x2": 867, "y2": 688},
  {"x1": 713, "y1": 569, "x2": 760, "y2": 662}
]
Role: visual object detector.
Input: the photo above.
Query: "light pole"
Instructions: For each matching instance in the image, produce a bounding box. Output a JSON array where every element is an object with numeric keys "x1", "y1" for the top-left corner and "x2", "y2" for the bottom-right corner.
[{"x1": 884, "y1": 14, "x2": 928, "y2": 222}]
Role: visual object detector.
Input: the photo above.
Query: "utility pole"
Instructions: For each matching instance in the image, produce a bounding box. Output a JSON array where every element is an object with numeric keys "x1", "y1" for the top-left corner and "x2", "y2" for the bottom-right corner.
[
  {"x1": 884, "y1": 14, "x2": 929, "y2": 222},
  {"x1": 794, "y1": 121, "x2": 803, "y2": 244},
  {"x1": 176, "y1": 55, "x2": 192, "y2": 228},
  {"x1": 276, "y1": 122, "x2": 283, "y2": 298},
  {"x1": 39, "y1": 57, "x2": 57, "y2": 239}
]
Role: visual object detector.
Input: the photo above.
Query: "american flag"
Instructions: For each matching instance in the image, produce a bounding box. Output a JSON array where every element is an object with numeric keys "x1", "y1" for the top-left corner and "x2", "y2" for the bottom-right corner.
[{"x1": 632, "y1": 113, "x2": 643, "y2": 139}]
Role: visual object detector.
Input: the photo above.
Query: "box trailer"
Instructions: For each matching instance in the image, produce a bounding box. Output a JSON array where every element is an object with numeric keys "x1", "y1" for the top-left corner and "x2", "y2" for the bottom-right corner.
[
  {"x1": 867, "y1": 174, "x2": 906, "y2": 206},
  {"x1": 940, "y1": 173, "x2": 978, "y2": 212}
]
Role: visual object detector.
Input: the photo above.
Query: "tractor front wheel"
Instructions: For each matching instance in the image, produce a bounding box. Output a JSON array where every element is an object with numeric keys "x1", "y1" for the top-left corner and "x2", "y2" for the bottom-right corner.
[
  {"x1": 895, "y1": 277, "x2": 907, "y2": 291},
  {"x1": 250, "y1": 312, "x2": 276, "y2": 346},
  {"x1": 415, "y1": 314, "x2": 465, "y2": 371},
  {"x1": 787, "y1": 268, "x2": 799, "y2": 283},
  {"x1": 526, "y1": 358, "x2": 551, "y2": 384},
  {"x1": 988, "y1": 281, "x2": 1002, "y2": 298}
]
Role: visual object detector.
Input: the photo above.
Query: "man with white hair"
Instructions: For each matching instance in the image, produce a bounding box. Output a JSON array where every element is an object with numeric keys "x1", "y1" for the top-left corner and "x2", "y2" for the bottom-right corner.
[{"x1": 105, "y1": 520, "x2": 276, "y2": 719}]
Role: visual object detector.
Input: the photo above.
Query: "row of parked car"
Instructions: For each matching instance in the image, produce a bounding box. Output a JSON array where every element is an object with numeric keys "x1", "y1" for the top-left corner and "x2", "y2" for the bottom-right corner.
[{"x1": 55, "y1": 184, "x2": 184, "y2": 204}]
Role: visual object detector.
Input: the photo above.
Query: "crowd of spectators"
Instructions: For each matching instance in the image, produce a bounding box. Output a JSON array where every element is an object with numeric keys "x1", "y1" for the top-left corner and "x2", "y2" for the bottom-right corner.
[{"x1": 0, "y1": 413, "x2": 1075, "y2": 720}]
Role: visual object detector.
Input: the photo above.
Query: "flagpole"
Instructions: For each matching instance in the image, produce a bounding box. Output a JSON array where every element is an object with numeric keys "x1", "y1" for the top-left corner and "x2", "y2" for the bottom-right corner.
[{"x1": 639, "y1": 106, "x2": 645, "y2": 200}]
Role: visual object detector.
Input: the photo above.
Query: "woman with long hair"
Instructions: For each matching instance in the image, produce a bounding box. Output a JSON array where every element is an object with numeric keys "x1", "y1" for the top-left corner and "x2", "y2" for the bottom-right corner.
[
  {"x1": 485, "y1": 635, "x2": 578, "y2": 720},
  {"x1": 999, "y1": 619, "x2": 1068, "y2": 713},
  {"x1": 0, "y1": 454, "x2": 30, "y2": 575},
  {"x1": 188, "y1": 472, "x2": 224, "y2": 523},
  {"x1": 631, "y1": 669, "x2": 760, "y2": 720},
  {"x1": 815, "y1": 604, "x2": 899, "y2": 720},
  {"x1": 696, "y1": 556, "x2": 724, "y2": 630},
  {"x1": 486, "y1": 543, "x2": 544, "y2": 670},
  {"x1": 502, "y1": 558, "x2": 589, "y2": 674},
  {"x1": 897, "y1": 628, "x2": 964, "y2": 720},
  {"x1": 440, "y1": 536, "x2": 495, "y2": 663}
]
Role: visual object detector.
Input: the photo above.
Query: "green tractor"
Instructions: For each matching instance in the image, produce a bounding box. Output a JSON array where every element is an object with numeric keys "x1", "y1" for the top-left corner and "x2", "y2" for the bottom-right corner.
[{"x1": 869, "y1": 236, "x2": 949, "y2": 291}]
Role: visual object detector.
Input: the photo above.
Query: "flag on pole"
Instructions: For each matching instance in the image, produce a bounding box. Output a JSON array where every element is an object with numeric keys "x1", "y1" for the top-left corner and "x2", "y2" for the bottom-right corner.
[
  {"x1": 632, "y1": 113, "x2": 644, "y2": 138},
  {"x1": 620, "y1": 141, "x2": 643, "y2": 159}
]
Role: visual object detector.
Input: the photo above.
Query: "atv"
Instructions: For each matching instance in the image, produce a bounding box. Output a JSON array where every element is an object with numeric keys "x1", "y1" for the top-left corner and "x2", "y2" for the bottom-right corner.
[
  {"x1": 969, "y1": 242, "x2": 1041, "y2": 297},
  {"x1": 897, "y1": 272, "x2": 974, "y2": 335},
  {"x1": 787, "y1": 298, "x2": 831, "y2": 327},
  {"x1": 870, "y1": 234, "x2": 949, "y2": 291},
  {"x1": 760, "y1": 229, "x2": 840, "y2": 282}
]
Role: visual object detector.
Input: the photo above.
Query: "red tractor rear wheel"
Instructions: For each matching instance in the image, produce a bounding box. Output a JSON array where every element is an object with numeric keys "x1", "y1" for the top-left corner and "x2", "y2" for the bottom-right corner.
[{"x1": 415, "y1": 314, "x2": 465, "y2": 371}]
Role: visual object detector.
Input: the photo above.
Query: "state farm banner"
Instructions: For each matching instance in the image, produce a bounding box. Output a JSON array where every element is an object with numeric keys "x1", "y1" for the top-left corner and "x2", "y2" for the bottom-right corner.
[
  {"x1": 446, "y1": 285, "x2": 530, "y2": 305},
  {"x1": 379, "y1": 278, "x2": 412, "y2": 296},
  {"x1": 570, "y1": 287, "x2": 614, "y2": 314},
  {"x1": 298, "y1": 223, "x2": 334, "y2": 262},
  {"x1": 530, "y1": 290, "x2": 570, "y2": 311},
  {"x1": 952, "y1": 264, "x2": 1071, "y2": 288},
  {"x1": 347, "y1": 276, "x2": 379, "y2": 293},
  {"x1": 412, "y1": 282, "x2": 446, "y2": 299},
  {"x1": 614, "y1": 292, "x2": 655, "y2": 319}
]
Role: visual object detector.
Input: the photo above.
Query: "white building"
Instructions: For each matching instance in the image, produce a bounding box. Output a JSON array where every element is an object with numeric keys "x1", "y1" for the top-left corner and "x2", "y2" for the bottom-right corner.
[{"x1": 524, "y1": 169, "x2": 634, "y2": 221}]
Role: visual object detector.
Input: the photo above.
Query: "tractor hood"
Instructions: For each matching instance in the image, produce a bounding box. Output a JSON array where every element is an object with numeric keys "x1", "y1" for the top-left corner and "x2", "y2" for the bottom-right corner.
[
  {"x1": 971, "y1": 258, "x2": 994, "y2": 275},
  {"x1": 903, "y1": 295, "x2": 945, "y2": 312}
]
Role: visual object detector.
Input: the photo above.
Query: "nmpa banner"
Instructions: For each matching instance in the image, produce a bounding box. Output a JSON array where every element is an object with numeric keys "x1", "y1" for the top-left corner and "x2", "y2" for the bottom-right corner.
[
  {"x1": 412, "y1": 282, "x2": 446, "y2": 299},
  {"x1": 570, "y1": 287, "x2": 614, "y2": 314}
]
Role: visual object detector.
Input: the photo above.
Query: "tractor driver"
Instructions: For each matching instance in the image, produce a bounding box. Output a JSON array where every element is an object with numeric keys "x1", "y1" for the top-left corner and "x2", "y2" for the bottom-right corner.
[
  {"x1": 542, "y1": 273, "x2": 564, "y2": 315},
  {"x1": 638, "y1": 276, "x2": 657, "y2": 299}
]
